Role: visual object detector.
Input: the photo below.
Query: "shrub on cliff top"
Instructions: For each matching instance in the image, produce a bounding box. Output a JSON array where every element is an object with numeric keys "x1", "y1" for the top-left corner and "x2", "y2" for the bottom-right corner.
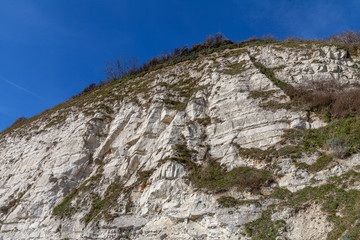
[{"x1": 330, "y1": 30, "x2": 360, "y2": 55}]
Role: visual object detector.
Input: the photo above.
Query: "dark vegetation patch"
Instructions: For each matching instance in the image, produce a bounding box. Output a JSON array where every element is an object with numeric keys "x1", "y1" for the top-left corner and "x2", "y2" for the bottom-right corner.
[
  {"x1": 83, "y1": 169, "x2": 154, "y2": 225},
  {"x1": 170, "y1": 144, "x2": 272, "y2": 192},
  {"x1": 217, "y1": 196, "x2": 241, "y2": 207},
  {"x1": 0, "y1": 184, "x2": 32, "y2": 215},
  {"x1": 245, "y1": 210, "x2": 286, "y2": 240},
  {"x1": 55, "y1": 224, "x2": 61, "y2": 233},
  {"x1": 52, "y1": 188, "x2": 80, "y2": 217},
  {"x1": 186, "y1": 116, "x2": 212, "y2": 126},
  {"x1": 192, "y1": 161, "x2": 272, "y2": 192},
  {"x1": 163, "y1": 99, "x2": 187, "y2": 111},
  {"x1": 234, "y1": 143, "x2": 301, "y2": 162},
  {"x1": 84, "y1": 182, "x2": 123, "y2": 224},
  {"x1": 252, "y1": 60, "x2": 288, "y2": 89},
  {"x1": 53, "y1": 173, "x2": 103, "y2": 217},
  {"x1": 53, "y1": 167, "x2": 155, "y2": 225},
  {"x1": 296, "y1": 155, "x2": 333, "y2": 172},
  {"x1": 285, "y1": 82, "x2": 360, "y2": 120},
  {"x1": 259, "y1": 100, "x2": 292, "y2": 111},
  {"x1": 223, "y1": 60, "x2": 248, "y2": 75},
  {"x1": 217, "y1": 196, "x2": 260, "y2": 208},
  {"x1": 196, "y1": 116, "x2": 212, "y2": 126},
  {"x1": 10, "y1": 117, "x2": 27, "y2": 127},
  {"x1": 247, "y1": 90, "x2": 280, "y2": 100}
]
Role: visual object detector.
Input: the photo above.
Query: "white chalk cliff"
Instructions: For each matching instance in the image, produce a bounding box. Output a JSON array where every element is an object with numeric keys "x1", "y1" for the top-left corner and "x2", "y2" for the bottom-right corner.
[{"x1": 1, "y1": 43, "x2": 360, "y2": 240}]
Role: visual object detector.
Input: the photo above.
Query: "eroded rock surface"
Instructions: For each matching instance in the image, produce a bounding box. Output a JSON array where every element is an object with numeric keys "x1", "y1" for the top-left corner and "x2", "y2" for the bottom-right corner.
[{"x1": 1, "y1": 43, "x2": 360, "y2": 239}]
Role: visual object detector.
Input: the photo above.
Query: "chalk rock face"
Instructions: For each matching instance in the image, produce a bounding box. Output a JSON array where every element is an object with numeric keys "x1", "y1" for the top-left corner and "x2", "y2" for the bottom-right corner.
[{"x1": 0, "y1": 43, "x2": 360, "y2": 240}]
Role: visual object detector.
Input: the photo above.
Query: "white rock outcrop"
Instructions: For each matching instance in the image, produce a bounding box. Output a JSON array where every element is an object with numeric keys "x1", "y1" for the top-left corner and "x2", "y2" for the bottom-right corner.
[{"x1": 0, "y1": 43, "x2": 359, "y2": 239}]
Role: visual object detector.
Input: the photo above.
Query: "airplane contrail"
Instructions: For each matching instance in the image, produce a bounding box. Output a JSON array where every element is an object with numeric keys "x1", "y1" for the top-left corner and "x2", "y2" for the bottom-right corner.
[{"x1": 0, "y1": 76, "x2": 42, "y2": 99}]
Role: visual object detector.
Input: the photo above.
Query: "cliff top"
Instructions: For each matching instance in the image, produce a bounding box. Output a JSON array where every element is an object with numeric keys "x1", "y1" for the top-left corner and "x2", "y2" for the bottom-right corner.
[{"x1": 1, "y1": 34, "x2": 360, "y2": 138}]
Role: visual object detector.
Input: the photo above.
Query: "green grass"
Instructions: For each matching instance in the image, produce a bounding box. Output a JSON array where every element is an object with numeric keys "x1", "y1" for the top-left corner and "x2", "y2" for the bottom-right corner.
[
  {"x1": 52, "y1": 188, "x2": 79, "y2": 217},
  {"x1": 217, "y1": 196, "x2": 241, "y2": 207},
  {"x1": 242, "y1": 165, "x2": 360, "y2": 239},
  {"x1": 160, "y1": 76, "x2": 208, "y2": 112},
  {"x1": 54, "y1": 168, "x2": 149, "y2": 224},
  {"x1": 217, "y1": 196, "x2": 260, "y2": 208},
  {"x1": 247, "y1": 90, "x2": 279, "y2": 100},
  {"x1": 285, "y1": 117, "x2": 360, "y2": 157},
  {"x1": 266, "y1": 171, "x2": 360, "y2": 240},
  {"x1": 163, "y1": 99, "x2": 187, "y2": 111},
  {"x1": 251, "y1": 60, "x2": 287, "y2": 90},
  {"x1": 55, "y1": 224, "x2": 62, "y2": 233},
  {"x1": 83, "y1": 169, "x2": 154, "y2": 225},
  {"x1": 170, "y1": 144, "x2": 272, "y2": 191},
  {"x1": 246, "y1": 60, "x2": 360, "y2": 161},
  {"x1": 245, "y1": 210, "x2": 285, "y2": 240},
  {"x1": 259, "y1": 100, "x2": 292, "y2": 111},
  {"x1": 235, "y1": 144, "x2": 301, "y2": 162},
  {"x1": 52, "y1": 173, "x2": 103, "y2": 217},
  {"x1": 223, "y1": 61, "x2": 248, "y2": 75},
  {"x1": 171, "y1": 144, "x2": 273, "y2": 192},
  {"x1": 192, "y1": 162, "x2": 272, "y2": 192},
  {"x1": 296, "y1": 155, "x2": 333, "y2": 172}
]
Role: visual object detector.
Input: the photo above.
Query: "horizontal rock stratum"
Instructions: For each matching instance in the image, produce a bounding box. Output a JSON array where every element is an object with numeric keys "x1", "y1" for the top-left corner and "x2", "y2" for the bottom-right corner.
[{"x1": 1, "y1": 42, "x2": 360, "y2": 239}]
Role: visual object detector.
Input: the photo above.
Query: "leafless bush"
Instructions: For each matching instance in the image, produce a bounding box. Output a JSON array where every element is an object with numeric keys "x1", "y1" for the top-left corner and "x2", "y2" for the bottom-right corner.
[
  {"x1": 104, "y1": 54, "x2": 139, "y2": 81},
  {"x1": 285, "y1": 36, "x2": 302, "y2": 42},
  {"x1": 284, "y1": 80, "x2": 338, "y2": 108},
  {"x1": 331, "y1": 88, "x2": 360, "y2": 118},
  {"x1": 204, "y1": 32, "x2": 226, "y2": 47},
  {"x1": 304, "y1": 81, "x2": 360, "y2": 118},
  {"x1": 190, "y1": 33, "x2": 232, "y2": 52},
  {"x1": 330, "y1": 30, "x2": 360, "y2": 54},
  {"x1": 246, "y1": 36, "x2": 258, "y2": 42},
  {"x1": 259, "y1": 34, "x2": 278, "y2": 41},
  {"x1": 286, "y1": 80, "x2": 360, "y2": 118},
  {"x1": 11, "y1": 117, "x2": 27, "y2": 127},
  {"x1": 304, "y1": 91, "x2": 334, "y2": 109},
  {"x1": 300, "y1": 81, "x2": 341, "y2": 109},
  {"x1": 180, "y1": 45, "x2": 189, "y2": 55},
  {"x1": 103, "y1": 33, "x2": 231, "y2": 83},
  {"x1": 205, "y1": 34, "x2": 215, "y2": 46}
]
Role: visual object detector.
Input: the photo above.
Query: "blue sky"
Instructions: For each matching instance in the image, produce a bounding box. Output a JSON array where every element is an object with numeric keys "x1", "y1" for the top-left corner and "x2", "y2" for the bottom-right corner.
[{"x1": 0, "y1": 0, "x2": 359, "y2": 131}]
